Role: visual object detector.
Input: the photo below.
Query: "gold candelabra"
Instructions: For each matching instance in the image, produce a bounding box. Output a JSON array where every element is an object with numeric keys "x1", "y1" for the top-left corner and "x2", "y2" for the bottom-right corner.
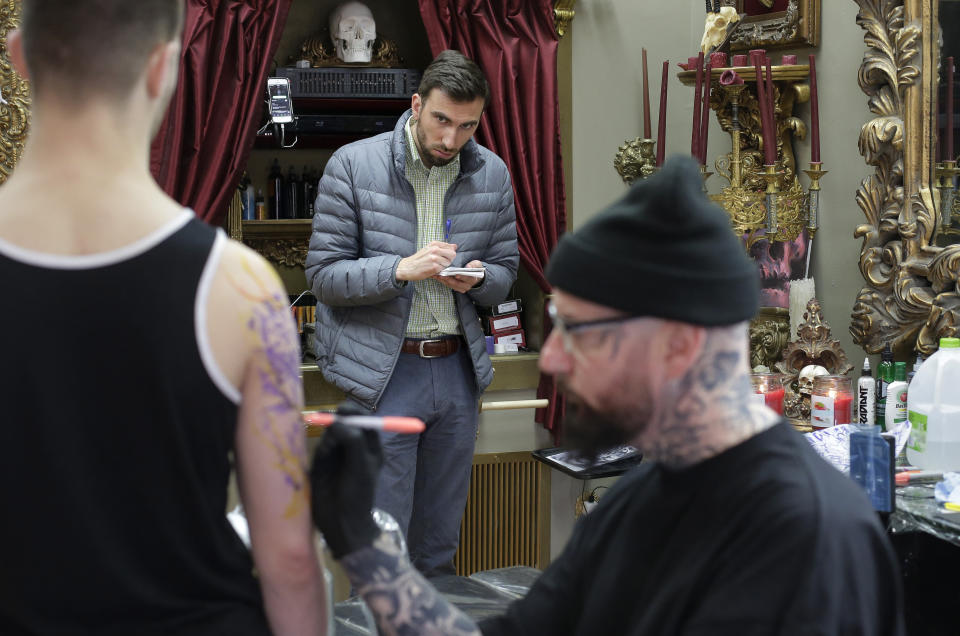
[{"x1": 678, "y1": 65, "x2": 826, "y2": 247}]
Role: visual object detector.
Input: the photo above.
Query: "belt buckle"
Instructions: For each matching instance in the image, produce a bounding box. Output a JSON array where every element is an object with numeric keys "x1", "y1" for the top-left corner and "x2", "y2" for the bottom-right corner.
[{"x1": 418, "y1": 339, "x2": 443, "y2": 359}]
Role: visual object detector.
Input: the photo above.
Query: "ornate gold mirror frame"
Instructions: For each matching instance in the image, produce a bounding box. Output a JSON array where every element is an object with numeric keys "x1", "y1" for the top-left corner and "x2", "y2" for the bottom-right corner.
[
  {"x1": 0, "y1": 0, "x2": 29, "y2": 186},
  {"x1": 727, "y1": 0, "x2": 821, "y2": 51},
  {"x1": 851, "y1": 0, "x2": 959, "y2": 355}
]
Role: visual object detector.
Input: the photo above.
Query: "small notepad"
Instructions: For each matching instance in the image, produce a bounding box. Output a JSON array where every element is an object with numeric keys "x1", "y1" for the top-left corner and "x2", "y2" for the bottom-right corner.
[{"x1": 439, "y1": 267, "x2": 485, "y2": 278}]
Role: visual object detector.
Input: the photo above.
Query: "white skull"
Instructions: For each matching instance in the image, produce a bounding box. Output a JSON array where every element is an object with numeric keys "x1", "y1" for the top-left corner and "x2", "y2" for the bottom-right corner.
[
  {"x1": 700, "y1": 6, "x2": 740, "y2": 53},
  {"x1": 330, "y1": 2, "x2": 376, "y2": 64},
  {"x1": 797, "y1": 365, "x2": 829, "y2": 395}
]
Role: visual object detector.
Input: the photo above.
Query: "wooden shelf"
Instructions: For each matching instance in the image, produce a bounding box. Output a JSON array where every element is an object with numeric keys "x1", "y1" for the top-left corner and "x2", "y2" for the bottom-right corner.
[
  {"x1": 241, "y1": 219, "x2": 311, "y2": 240},
  {"x1": 677, "y1": 64, "x2": 809, "y2": 86}
]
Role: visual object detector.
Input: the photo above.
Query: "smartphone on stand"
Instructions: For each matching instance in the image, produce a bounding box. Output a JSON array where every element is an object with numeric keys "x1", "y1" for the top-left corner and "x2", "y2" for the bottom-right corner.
[{"x1": 267, "y1": 77, "x2": 294, "y2": 124}]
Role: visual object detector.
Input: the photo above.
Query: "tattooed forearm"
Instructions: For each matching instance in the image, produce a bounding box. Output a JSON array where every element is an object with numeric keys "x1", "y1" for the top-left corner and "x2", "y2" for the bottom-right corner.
[{"x1": 341, "y1": 533, "x2": 482, "y2": 636}]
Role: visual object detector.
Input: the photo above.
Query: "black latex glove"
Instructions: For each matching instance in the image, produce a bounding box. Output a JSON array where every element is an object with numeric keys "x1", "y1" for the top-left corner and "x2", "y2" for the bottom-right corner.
[{"x1": 309, "y1": 403, "x2": 383, "y2": 559}]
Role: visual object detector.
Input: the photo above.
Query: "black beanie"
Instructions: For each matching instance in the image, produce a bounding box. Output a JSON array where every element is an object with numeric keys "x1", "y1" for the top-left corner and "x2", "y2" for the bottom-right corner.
[{"x1": 546, "y1": 155, "x2": 760, "y2": 326}]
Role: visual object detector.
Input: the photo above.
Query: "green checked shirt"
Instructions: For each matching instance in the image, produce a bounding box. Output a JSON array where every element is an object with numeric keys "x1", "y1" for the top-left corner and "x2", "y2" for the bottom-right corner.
[{"x1": 404, "y1": 117, "x2": 461, "y2": 338}]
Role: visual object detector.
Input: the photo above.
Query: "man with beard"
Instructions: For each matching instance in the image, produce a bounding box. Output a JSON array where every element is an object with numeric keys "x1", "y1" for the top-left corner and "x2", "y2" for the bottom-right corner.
[
  {"x1": 309, "y1": 156, "x2": 904, "y2": 635},
  {"x1": 306, "y1": 49, "x2": 518, "y2": 577}
]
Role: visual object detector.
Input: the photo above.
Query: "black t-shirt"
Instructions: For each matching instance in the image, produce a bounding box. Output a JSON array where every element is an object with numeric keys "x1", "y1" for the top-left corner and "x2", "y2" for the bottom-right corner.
[
  {"x1": 480, "y1": 422, "x2": 904, "y2": 635},
  {"x1": 0, "y1": 217, "x2": 268, "y2": 635}
]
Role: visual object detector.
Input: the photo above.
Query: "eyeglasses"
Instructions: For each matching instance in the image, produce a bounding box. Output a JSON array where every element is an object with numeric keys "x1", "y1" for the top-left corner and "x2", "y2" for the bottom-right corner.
[{"x1": 546, "y1": 300, "x2": 645, "y2": 355}]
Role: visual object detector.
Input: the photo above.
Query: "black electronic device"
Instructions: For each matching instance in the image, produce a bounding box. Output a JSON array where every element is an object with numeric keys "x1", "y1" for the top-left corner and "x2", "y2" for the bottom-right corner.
[
  {"x1": 291, "y1": 114, "x2": 400, "y2": 135},
  {"x1": 276, "y1": 67, "x2": 421, "y2": 99}
]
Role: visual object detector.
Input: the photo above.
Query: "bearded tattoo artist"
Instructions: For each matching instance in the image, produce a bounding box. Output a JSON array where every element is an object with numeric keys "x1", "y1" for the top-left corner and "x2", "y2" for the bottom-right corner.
[{"x1": 310, "y1": 157, "x2": 904, "y2": 635}]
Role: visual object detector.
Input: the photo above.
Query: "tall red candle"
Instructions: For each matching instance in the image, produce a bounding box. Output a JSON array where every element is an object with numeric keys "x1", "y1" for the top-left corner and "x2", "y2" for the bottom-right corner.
[
  {"x1": 809, "y1": 54, "x2": 820, "y2": 163},
  {"x1": 699, "y1": 63, "x2": 712, "y2": 165},
  {"x1": 657, "y1": 60, "x2": 669, "y2": 166},
  {"x1": 765, "y1": 58, "x2": 777, "y2": 165},
  {"x1": 754, "y1": 58, "x2": 773, "y2": 165},
  {"x1": 948, "y1": 56, "x2": 955, "y2": 161},
  {"x1": 692, "y1": 52, "x2": 704, "y2": 157},
  {"x1": 642, "y1": 48, "x2": 652, "y2": 139}
]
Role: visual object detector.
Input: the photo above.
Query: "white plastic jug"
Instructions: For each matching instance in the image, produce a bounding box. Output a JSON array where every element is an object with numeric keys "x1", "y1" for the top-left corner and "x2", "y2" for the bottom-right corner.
[{"x1": 906, "y1": 337, "x2": 960, "y2": 470}]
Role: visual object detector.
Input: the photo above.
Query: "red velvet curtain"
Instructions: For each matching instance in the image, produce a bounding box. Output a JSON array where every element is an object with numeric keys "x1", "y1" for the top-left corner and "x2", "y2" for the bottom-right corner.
[
  {"x1": 418, "y1": 0, "x2": 567, "y2": 438},
  {"x1": 151, "y1": 0, "x2": 292, "y2": 224}
]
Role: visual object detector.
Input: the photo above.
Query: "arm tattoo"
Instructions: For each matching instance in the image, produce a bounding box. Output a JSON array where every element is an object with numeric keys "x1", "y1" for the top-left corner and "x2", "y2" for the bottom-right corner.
[
  {"x1": 341, "y1": 533, "x2": 482, "y2": 636},
  {"x1": 232, "y1": 263, "x2": 308, "y2": 519}
]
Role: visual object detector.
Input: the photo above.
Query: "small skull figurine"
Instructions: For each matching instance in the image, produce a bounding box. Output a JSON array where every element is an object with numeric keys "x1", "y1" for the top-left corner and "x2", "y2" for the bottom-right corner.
[
  {"x1": 700, "y1": 6, "x2": 740, "y2": 53},
  {"x1": 330, "y1": 2, "x2": 376, "y2": 64},
  {"x1": 797, "y1": 365, "x2": 829, "y2": 396}
]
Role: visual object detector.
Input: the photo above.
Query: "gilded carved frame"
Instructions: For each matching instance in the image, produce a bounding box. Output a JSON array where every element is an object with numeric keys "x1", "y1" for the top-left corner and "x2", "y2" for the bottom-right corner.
[
  {"x1": 850, "y1": 0, "x2": 959, "y2": 355},
  {"x1": 726, "y1": 0, "x2": 821, "y2": 51},
  {"x1": 0, "y1": 0, "x2": 28, "y2": 186}
]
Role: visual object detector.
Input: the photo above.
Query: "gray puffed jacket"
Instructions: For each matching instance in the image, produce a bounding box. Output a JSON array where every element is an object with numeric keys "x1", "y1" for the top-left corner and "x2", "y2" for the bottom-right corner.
[{"x1": 305, "y1": 110, "x2": 519, "y2": 410}]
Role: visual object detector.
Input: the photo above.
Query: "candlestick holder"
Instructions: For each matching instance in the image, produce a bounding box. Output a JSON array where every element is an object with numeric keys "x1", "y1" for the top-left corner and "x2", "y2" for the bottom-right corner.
[
  {"x1": 679, "y1": 64, "x2": 819, "y2": 246},
  {"x1": 699, "y1": 164, "x2": 713, "y2": 192},
  {"x1": 725, "y1": 83, "x2": 747, "y2": 187},
  {"x1": 762, "y1": 164, "x2": 780, "y2": 235},
  {"x1": 802, "y1": 162, "x2": 827, "y2": 239},
  {"x1": 613, "y1": 137, "x2": 657, "y2": 185},
  {"x1": 936, "y1": 160, "x2": 960, "y2": 232}
]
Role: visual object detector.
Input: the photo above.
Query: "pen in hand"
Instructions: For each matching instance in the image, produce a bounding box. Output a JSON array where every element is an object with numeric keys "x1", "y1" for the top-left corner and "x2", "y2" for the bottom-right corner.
[{"x1": 445, "y1": 218, "x2": 452, "y2": 243}]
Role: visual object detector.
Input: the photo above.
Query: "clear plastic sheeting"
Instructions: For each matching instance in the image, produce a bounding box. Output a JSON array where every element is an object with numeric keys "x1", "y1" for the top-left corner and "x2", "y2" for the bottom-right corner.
[
  {"x1": 332, "y1": 599, "x2": 377, "y2": 635},
  {"x1": 892, "y1": 484, "x2": 960, "y2": 548},
  {"x1": 331, "y1": 566, "x2": 540, "y2": 633},
  {"x1": 469, "y1": 566, "x2": 542, "y2": 599},
  {"x1": 426, "y1": 574, "x2": 524, "y2": 622},
  {"x1": 330, "y1": 509, "x2": 539, "y2": 633}
]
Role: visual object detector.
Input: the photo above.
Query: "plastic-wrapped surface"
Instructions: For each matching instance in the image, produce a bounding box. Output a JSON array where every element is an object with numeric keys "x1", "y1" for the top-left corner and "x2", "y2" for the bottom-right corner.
[
  {"x1": 332, "y1": 569, "x2": 532, "y2": 633},
  {"x1": 330, "y1": 512, "x2": 535, "y2": 631},
  {"x1": 332, "y1": 600, "x2": 375, "y2": 635},
  {"x1": 469, "y1": 566, "x2": 542, "y2": 599},
  {"x1": 892, "y1": 484, "x2": 960, "y2": 548},
  {"x1": 426, "y1": 574, "x2": 520, "y2": 622}
]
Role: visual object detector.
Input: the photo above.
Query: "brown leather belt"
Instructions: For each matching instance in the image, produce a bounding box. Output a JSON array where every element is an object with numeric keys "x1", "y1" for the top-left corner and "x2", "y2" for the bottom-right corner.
[{"x1": 401, "y1": 336, "x2": 462, "y2": 359}]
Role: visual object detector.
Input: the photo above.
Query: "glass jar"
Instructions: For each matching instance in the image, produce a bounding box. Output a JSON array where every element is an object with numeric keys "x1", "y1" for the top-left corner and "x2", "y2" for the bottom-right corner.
[
  {"x1": 810, "y1": 375, "x2": 853, "y2": 430},
  {"x1": 749, "y1": 372, "x2": 785, "y2": 415}
]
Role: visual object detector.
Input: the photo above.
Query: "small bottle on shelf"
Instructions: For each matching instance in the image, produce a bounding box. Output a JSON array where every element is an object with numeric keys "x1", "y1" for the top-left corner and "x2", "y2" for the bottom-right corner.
[
  {"x1": 284, "y1": 165, "x2": 300, "y2": 219},
  {"x1": 255, "y1": 189, "x2": 266, "y2": 220},
  {"x1": 238, "y1": 174, "x2": 254, "y2": 221},
  {"x1": 243, "y1": 175, "x2": 256, "y2": 221},
  {"x1": 267, "y1": 158, "x2": 284, "y2": 220},
  {"x1": 299, "y1": 165, "x2": 314, "y2": 219}
]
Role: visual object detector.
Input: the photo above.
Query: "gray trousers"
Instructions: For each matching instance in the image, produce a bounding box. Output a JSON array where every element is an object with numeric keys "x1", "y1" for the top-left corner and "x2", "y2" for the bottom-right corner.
[{"x1": 369, "y1": 345, "x2": 478, "y2": 576}]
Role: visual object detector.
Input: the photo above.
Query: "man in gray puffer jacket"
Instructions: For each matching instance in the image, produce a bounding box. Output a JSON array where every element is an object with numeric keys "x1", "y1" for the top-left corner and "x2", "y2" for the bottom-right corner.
[{"x1": 305, "y1": 50, "x2": 518, "y2": 575}]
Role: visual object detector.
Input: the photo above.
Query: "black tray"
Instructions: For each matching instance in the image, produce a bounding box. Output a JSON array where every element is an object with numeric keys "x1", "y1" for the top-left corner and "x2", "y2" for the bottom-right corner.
[{"x1": 532, "y1": 446, "x2": 643, "y2": 480}]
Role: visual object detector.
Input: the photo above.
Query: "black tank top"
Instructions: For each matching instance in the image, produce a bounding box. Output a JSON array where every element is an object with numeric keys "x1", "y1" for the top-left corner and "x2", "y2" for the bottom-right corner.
[{"x1": 0, "y1": 213, "x2": 268, "y2": 635}]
